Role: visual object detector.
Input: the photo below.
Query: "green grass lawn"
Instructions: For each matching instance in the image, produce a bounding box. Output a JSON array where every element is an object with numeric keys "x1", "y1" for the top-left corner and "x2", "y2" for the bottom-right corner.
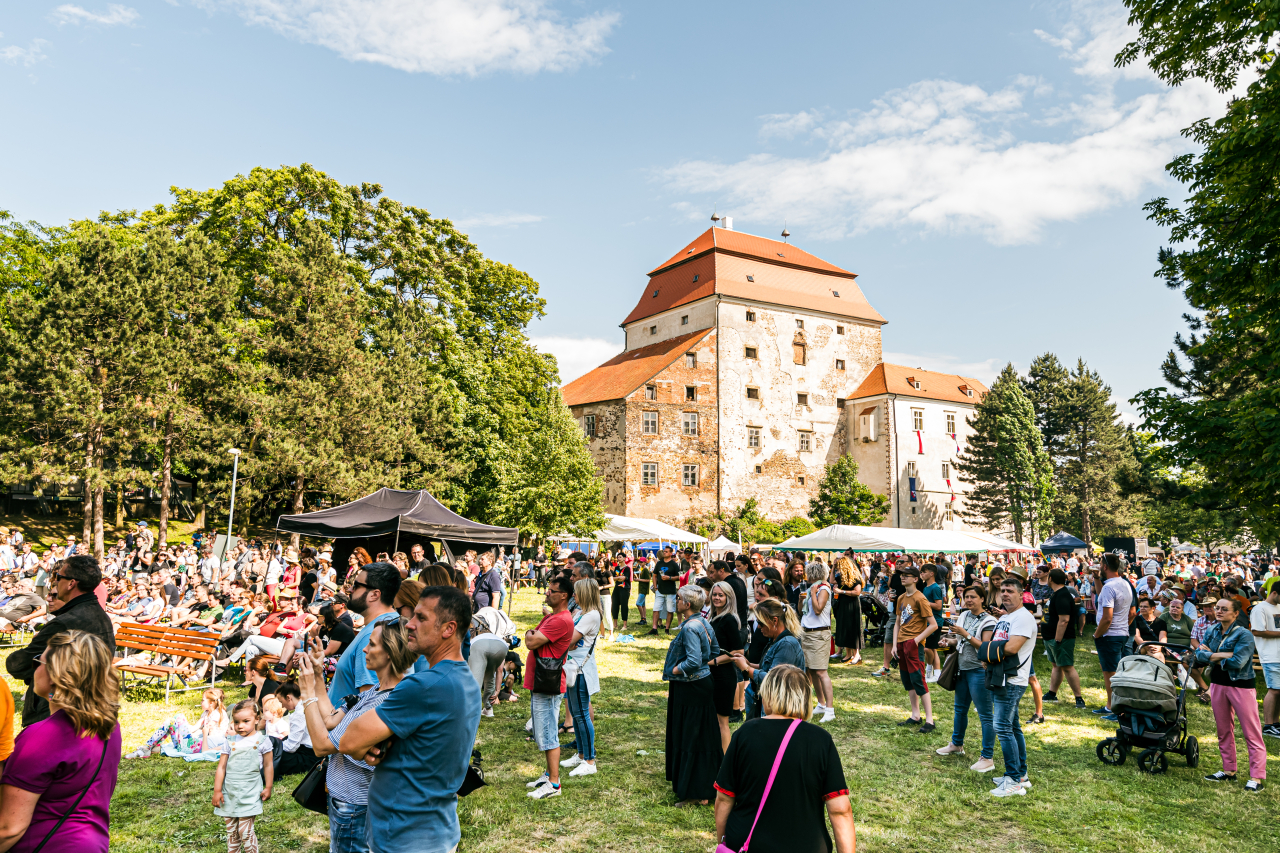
[{"x1": 4, "y1": 591, "x2": 1278, "y2": 853}]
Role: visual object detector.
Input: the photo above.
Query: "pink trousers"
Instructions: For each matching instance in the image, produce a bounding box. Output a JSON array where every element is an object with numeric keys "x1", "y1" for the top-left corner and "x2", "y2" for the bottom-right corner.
[{"x1": 1209, "y1": 683, "x2": 1267, "y2": 779}]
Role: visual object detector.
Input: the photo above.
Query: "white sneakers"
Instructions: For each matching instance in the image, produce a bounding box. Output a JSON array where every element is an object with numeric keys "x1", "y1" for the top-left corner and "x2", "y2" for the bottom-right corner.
[
  {"x1": 935, "y1": 743, "x2": 965, "y2": 756},
  {"x1": 481, "y1": 707, "x2": 494, "y2": 718},
  {"x1": 924, "y1": 665, "x2": 940, "y2": 683},
  {"x1": 569, "y1": 761, "x2": 597, "y2": 777},
  {"x1": 990, "y1": 778, "x2": 1025, "y2": 797},
  {"x1": 812, "y1": 703, "x2": 827, "y2": 717},
  {"x1": 527, "y1": 781, "x2": 562, "y2": 799},
  {"x1": 526, "y1": 772, "x2": 549, "y2": 788},
  {"x1": 560, "y1": 753, "x2": 583, "y2": 769},
  {"x1": 992, "y1": 775, "x2": 1031, "y2": 789},
  {"x1": 969, "y1": 757, "x2": 995, "y2": 773},
  {"x1": 820, "y1": 707, "x2": 835, "y2": 723}
]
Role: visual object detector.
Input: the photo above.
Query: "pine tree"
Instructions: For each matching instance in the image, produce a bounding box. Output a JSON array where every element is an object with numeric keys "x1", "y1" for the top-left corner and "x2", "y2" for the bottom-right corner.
[
  {"x1": 1056, "y1": 360, "x2": 1141, "y2": 545},
  {"x1": 808, "y1": 456, "x2": 891, "y2": 527},
  {"x1": 953, "y1": 364, "x2": 1054, "y2": 543},
  {"x1": 1022, "y1": 352, "x2": 1071, "y2": 467}
]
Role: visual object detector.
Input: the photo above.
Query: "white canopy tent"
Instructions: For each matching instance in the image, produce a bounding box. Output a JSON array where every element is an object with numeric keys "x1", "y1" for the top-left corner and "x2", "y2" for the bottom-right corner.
[
  {"x1": 707, "y1": 535, "x2": 738, "y2": 555},
  {"x1": 562, "y1": 513, "x2": 709, "y2": 545},
  {"x1": 961, "y1": 531, "x2": 1039, "y2": 552},
  {"x1": 775, "y1": 524, "x2": 1037, "y2": 554}
]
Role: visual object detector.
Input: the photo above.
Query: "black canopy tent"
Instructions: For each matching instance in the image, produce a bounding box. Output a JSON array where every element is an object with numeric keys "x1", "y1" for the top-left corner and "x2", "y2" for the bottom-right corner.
[
  {"x1": 1039, "y1": 530, "x2": 1088, "y2": 553},
  {"x1": 275, "y1": 488, "x2": 518, "y2": 577}
]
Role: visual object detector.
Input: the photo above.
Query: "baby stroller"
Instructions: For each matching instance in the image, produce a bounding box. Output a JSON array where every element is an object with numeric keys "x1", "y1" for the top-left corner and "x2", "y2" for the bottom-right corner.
[
  {"x1": 860, "y1": 594, "x2": 889, "y2": 648},
  {"x1": 1096, "y1": 642, "x2": 1198, "y2": 774}
]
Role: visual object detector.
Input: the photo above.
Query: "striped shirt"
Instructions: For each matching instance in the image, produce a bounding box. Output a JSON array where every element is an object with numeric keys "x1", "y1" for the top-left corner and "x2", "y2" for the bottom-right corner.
[{"x1": 326, "y1": 684, "x2": 394, "y2": 805}]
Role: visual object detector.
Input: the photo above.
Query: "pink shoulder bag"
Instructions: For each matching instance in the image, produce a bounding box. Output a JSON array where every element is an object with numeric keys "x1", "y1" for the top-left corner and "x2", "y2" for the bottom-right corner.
[{"x1": 716, "y1": 718, "x2": 801, "y2": 853}]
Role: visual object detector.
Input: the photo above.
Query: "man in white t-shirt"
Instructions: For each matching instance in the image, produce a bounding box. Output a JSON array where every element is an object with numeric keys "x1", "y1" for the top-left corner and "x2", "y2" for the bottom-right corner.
[
  {"x1": 989, "y1": 576, "x2": 1037, "y2": 797},
  {"x1": 1093, "y1": 554, "x2": 1135, "y2": 717},
  {"x1": 1249, "y1": 585, "x2": 1280, "y2": 738}
]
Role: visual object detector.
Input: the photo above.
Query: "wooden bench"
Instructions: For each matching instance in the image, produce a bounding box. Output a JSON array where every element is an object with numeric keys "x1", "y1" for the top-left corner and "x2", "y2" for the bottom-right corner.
[{"x1": 114, "y1": 623, "x2": 222, "y2": 703}]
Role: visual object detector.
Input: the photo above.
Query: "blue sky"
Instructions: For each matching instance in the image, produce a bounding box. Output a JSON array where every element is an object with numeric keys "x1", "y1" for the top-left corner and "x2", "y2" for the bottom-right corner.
[{"x1": 1, "y1": 1, "x2": 1224, "y2": 417}]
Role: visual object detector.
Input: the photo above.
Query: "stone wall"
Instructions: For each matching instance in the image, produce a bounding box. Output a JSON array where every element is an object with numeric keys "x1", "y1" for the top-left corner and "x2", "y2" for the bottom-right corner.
[
  {"x1": 718, "y1": 298, "x2": 882, "y2": 520},
  {"x1": 571, "y1": 400, "x2": 628, "y2": 513}
]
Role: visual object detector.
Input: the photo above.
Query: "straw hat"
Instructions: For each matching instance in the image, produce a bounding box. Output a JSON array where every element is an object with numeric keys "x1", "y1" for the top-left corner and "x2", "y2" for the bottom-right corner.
[
  {"x1": 1005, "y1": 564, "x2": 1028, "y2": 581},
  {"x1": 284, "y1": 547, "x2": 300, "y2": 564}
]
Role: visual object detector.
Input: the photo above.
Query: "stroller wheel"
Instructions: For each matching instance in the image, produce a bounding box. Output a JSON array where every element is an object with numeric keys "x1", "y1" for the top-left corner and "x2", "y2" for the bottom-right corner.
[
  {"x1": 1138, "y1": 748, "x2": 1168, "y2": 775},
  {"x1": 1185, "y1": 736, "x2": 1199, "y2": 768},
  {"x1": 1097, "y1": 738, "x2": 1126, "y2": 766}
]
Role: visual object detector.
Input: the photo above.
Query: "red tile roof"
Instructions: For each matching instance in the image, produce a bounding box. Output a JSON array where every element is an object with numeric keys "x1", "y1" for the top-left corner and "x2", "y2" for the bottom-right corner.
[
  {"x1": 561, "y1": 329, "x2": 712, "y2": 408},
  {"x1": 848, "y1": 363, "x2": 989, "y2": 406},
  {"x1": 623, "y1": 227, "x2": 883, "y2": 327}
]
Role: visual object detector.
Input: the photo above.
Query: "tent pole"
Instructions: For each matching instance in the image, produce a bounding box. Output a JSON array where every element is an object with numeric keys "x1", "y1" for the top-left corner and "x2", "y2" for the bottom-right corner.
[{"x1": 393, "y1": 521, "x2": 400, "y2": 555}]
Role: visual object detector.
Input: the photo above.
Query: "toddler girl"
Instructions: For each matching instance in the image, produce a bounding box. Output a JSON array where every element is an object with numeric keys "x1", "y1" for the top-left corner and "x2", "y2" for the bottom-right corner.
[
  {"x1": 127, "y1": 688, "x2": 230, "y2": 759},
  {"x1": 213, "y1": 699, "x2": 274, "y2": 853},
  {"x1": 261, "y1": 695, "x2": 289, "y2": 739}
]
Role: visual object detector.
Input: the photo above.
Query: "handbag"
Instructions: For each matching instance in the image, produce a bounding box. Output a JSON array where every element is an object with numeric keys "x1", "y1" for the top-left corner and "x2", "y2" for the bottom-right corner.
[
  {"x1": 30, "y1": 736, "x2": 110, "y2": 853},
  {"x1": 715, "y1": 717, "x2": 801, "y2": 853},
  {"x1": 565, "y1": 635, "x2": 597, "y2": 688},
  {"x1": 936, "y1": 645, "x2": 960, "y2": 691},
  {"x1": 456, "y1": 748, "x2": 487, "y2": 797},
  {"x1": 532, "y1": 637, "x2": 571, "y2": 695},
  {"x1": 291, "y1": 756, "x2": 329, "y2": 815}
]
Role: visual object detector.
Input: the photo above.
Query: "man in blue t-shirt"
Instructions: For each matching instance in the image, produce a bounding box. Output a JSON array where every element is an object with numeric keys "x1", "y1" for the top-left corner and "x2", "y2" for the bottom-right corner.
[
  {"x1": 339, "y1": 585, "x2": 480, "y2": 853},
  {"x1": 920, "y1": 564, "x2": 946, "y2": 681},
  {"x1": 327, "y1": 562, "x2": 401, "y2": 704}
]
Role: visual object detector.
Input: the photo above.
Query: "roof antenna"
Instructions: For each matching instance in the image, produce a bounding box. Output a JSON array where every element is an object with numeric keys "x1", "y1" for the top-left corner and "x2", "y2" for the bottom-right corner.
[
  {"x1": 781, "y1": 220, "x2": 790, "y2": 242},
  {"x1": 711, "y1": 205, "x2": 721, "y2": 227}
]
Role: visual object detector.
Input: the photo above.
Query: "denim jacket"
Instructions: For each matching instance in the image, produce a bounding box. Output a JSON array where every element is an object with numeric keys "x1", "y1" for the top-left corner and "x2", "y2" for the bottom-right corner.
[
  {"x1": 1193, "y1": 621, "x2": 1256, "y2": 682},
  {"x1": 662, "y1": 615, "x2": 719, "y2": 682},
  {"x1": 751, "y1": 631, "x2": 805, "y2": 689}
]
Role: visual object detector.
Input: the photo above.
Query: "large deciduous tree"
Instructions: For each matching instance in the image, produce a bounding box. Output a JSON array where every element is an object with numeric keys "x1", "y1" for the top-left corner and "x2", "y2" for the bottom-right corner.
[
  {"x1": 808, "y1": 456, "x2": 891, "y2": 527},
  {"x1": 954, "y1": 364, "x2": 1054, "y2": 544},
  {"x1": 1121, "y1": 0, "x2": 1280, "y2": 541}
]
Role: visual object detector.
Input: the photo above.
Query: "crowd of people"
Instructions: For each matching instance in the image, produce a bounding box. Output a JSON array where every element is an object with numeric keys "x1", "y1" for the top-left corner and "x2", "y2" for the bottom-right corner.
[{"x1": 0, "y1": 519, "x2": 1276, "y2": 852}]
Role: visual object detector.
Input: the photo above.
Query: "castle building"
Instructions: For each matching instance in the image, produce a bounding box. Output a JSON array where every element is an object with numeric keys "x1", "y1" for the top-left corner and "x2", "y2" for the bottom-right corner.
[{"x1": 561, "y1": 225, "x2": 988, "y2": 530}]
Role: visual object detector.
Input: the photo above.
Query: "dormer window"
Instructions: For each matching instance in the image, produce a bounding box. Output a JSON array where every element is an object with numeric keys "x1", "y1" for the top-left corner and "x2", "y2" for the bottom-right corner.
[
  {"x1": 692, "y1": 275, "x2": 699, "y2": 283},
  {"x1": 832, "y1": 290, "x2": 840, "y2": 298},
  {"x1": 906, "y1": 376, "x2": 921, "y2": 390},
  {"x1": 959, "y1": 384, "x2": 974, "y2": 397},
  {"x1": 681, "y1": 315, "x2": 689, "y2": 325},
  {"x1": 746, "y1": 275, "x2": 754, "y2": 282},
  {"x1": 650, "y1": 325, "x2": 657, "y2": 335},
  {"x1": 652, "y1": 290, "x2": 659, "y2": 298}
]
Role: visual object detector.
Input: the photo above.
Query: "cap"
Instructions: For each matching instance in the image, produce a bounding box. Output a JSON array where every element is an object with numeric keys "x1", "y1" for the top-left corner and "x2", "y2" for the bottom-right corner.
[
  {"x1": 137, "y1": 521, "x2": 148, "y2": 528},
  {"x1": 317, "y1": 552, "x2": 332, "y2": 562}
]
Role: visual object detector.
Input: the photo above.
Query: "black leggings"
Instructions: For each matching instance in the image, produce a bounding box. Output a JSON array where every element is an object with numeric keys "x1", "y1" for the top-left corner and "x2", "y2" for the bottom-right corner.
[{"x1": 611, "y1": 587, "x2": 630, "y2": 623}]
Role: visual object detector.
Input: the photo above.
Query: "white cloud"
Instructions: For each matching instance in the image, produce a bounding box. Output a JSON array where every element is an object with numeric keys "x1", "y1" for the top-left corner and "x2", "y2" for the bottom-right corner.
[
  {"x1": 532, "y1": 336, "x2": 621, "y2": 384},
  {"x1": 661, "y1": 0, "x2": 1229, "y2": 245},
  {"x1": 201, "y1": 0, "x2": 618, "y2": 76},
  {"x1": 882, "y1": 351, "x2": 1007, "y2": 386},
  {"x1": 0, "y1": 37, "x2": 49, "y2": 67},
  {"x1": 455, "y1": 212, "x2": 544, "y2": 228},
  {"x1": 53, "y1": 4, "x2": 139, "y2": 25}
]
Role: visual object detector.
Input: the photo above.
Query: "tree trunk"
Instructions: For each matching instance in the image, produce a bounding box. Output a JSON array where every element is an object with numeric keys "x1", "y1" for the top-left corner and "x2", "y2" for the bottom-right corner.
[
  {"x1": 115, "y1": 484, "x2": 124, "y2": 529},
  {"x1": 195, "y1": 501, "x2": 206, "y2": 529},
  {"x1": 93, "y1": 484, "x2": 105, "y2": 560},
  {"x1": 159, "y1": 418, "x2": 173, "y2": 549},
  {"x1": 82, "y1": 441, "x2": 94, "y2": 548},
  {"x1": 290, "y1": 475, "x2": 305, "y2": 549}
]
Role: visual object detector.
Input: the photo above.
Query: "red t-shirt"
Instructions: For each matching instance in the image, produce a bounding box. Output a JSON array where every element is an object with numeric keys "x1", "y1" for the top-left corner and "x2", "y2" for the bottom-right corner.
[{"x1": 523, "y1": 610, "x2": 574, "y2": 693}]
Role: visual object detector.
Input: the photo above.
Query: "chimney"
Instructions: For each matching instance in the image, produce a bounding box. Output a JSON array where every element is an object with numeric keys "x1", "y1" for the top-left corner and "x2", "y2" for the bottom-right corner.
[{"x1": 723, "y1": 216, "x2": 733, "y2": 231}]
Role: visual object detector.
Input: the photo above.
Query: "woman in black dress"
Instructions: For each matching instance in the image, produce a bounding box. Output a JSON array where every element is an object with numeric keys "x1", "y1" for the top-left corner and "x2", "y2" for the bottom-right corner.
[
  {"x1": 831, "y1": 556, "x2": 864, "y2": 664},
  {"x1": 708, "y1": 581, "x2": 745, "y2": 751}
]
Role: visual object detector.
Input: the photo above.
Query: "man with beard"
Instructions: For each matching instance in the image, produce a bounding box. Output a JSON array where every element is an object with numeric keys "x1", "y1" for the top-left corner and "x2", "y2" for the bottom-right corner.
[{"x1": 326, "y1": 561, "x2": 402, "y2": 704}]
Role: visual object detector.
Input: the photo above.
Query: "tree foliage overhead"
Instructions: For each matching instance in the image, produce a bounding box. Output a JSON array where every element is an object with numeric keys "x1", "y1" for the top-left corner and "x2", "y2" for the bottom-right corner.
[
  {"x1": 808, "y1": 456, "x2": 891, "y2": 528},
  {"x1": 1121, "y1": 0, "x2": 1280, "y2": 539},
  {"x1": 0, "y1": 165, "x2": 605, "y2": 552},
  {"x1": 954, "y1": 364, "x2": 1054, "y2": 544}
]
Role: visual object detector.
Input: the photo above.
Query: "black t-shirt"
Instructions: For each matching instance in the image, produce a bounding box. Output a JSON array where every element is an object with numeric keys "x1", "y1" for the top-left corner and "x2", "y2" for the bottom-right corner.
[
  {"x1": 725, "y1": 573, "x2": 749, "y2": 626},
  {"x1": 338, "y1": 612, "x2": 355, "y2": 630},
  {"x1": 1135, "y1": 615, "x2": 1162, "y2": 643},
  {"x1": 613, "y1": 564, "x2": 632, "y2": 592},
  {"x1": 163, "y1": 583, "x2": 181, "y2": 607},
  {"x1": 248, "y1": 678, "x2": 280, "y2": 703},
  {"x1": 656, "y1": 560, "x2": 681, "y2": 595},
  {"x1": 299, "y1": 571, "x2": 318, "y2": 603},
  {"x1": 323, "y1": 621, "x2": 357, "y2": 657},
  {"x1": 964, "y1": 561, "x2": 980, "y2": 587},
  {"x1": 712, "y1": 612, "x2": 745, "y2": 655},
  {"x1": 888, "y1": 569, "x2": 906, "y2": 598},
  {"x1": 715, "y1": 718, "x2": 848, "y2": 853},
  {"x1": 1045, "y1": 587, "x2": 1077, "y2": 640}
]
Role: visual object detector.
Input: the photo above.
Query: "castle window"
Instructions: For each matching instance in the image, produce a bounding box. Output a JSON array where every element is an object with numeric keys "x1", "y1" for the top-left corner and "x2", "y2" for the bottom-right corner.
[
  {"x1": 681, "y1": 315, "x2": 689, "y2": 325},
  {"x1": 686, "y1": 352, "x2": 697, "y2": 368},
  {"x1": 942, "y1": 461, "x2": 951, "y2": 479},
  {"x1": 912, "y1": 409, "x2": 924, "y2": 431},
  {"x1": 793, "y1": 342, "x2": 806, "y2": 365},
  {"x1": 650, "y1": 325, "x2": 657, "y2": 335},
  {"x1": 837, "y1": 325, "x2": 844, "y2": 335},
  {"x1": 584, "y1": 415, "x2": 595, "y2": 437},
  {"x1": 946, "y1": 412, "x2": 956, "y2": 433},
  {"x1": 755, "y1": 465, "x2": 762, "y2": 474},
  {"x1": 798, "y1": 475, "x2": 806, "y2": 486},
  {"x1": 642, "y1": 412, "x2": 658, "y2": 434},
  {"x1": 746, "y1": 311, "x2": 756, "y2": 322},
  {"x1": 835, "y1": 359, "x2": 845, "y2": 370},
  {"x1": 797, "y1": 393, "x2": 809, "y2": 406},
  {"x1": 744, "y1": 346, "x2": 757, "y2": 359},
  {"x1": 746, "y1": 387, "x2": 760, "y2": 400},
  {"x1": 795, "y1": 319, "x2": 804, "y2": 330},
  {"x1": 685, "y1": 386, "x2": 696, "y2": 401},
  {"x1": 642, "y1": 463, "x2": 657, "y2": 486},
  {"x1": 645, "y1": 385, "x2": 656, "y2": 400},
  {"x1": 682, "y1": 465, "x2": 699, "y2": 487},
  {"x1": 836, "y1": 398, "x2": 846, "y2": 409},
  {"x1": 682, "y1": 412, "x2": 699, "y2": 436},
  {"x1": 798, "y1": 431, "x2": 812, "y2": 452},
  {"x1": 747, "y1": 427, "x2": 760, "y2": 448}
]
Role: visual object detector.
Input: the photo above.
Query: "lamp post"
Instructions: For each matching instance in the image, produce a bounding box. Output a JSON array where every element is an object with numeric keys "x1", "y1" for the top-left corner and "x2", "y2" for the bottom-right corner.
[{"x1": 222, "y1": 448, "x2": 241, "y2": 566}]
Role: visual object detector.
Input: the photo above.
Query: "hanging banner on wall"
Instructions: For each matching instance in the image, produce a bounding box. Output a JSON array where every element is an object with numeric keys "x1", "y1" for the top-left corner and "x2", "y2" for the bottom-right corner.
[
  {"x1": 908, "y1": 477, "x2": 918, "y2": 502},
  {"x1": 916, "y1": 431, "x2": 924, "y2": 454}
]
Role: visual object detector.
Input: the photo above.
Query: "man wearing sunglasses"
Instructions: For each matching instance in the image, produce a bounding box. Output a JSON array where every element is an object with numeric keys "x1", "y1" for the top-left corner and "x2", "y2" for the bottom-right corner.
[
  {"x1": 6, "y1": 554, "x2": 113, "y2": 726},
  {"x1": 327, "y1": 561, "x2": 401, "y2": 705}
]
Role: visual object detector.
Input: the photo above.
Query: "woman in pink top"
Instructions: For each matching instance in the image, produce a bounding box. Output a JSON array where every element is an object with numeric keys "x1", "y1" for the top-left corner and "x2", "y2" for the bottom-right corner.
[{"x1": 0, "y1": 630, "x2": 122, "y2": 853}]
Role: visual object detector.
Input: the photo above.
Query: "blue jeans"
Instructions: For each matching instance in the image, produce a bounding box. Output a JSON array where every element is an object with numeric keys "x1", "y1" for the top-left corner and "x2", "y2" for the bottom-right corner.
[
  {"x1": 566, "y1": 673, "x2": 596, "y2": 760},
  {"x1": 951, "y1": 668, "x2": 995, "y2": 759},
  {"x1": 990, "y1": 683, "x2": 1028, "y2": 780},
  {"x1": 327, "y1": 794, "x2": 369, "y2": 853}
]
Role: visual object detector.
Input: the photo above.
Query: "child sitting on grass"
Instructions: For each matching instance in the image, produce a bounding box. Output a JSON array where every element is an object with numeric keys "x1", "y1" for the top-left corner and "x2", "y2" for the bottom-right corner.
[{"x1": 126, "y1": 687, "x2": 229, "y2": 759}]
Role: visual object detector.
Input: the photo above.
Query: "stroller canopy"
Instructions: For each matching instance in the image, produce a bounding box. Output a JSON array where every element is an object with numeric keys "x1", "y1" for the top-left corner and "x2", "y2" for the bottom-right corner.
[{"x1": 1110, "y1": 654, "x2": 1179, "y2": 715}]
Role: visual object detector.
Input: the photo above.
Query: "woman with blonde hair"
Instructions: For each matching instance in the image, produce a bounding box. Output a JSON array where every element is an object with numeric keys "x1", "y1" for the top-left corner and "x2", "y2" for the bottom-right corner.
[
  {"x1": 707, "y1": 580, "x2": 745, "y2": 750},
  {"x1": 560, "y1": 578, "x2": 603, "y2": 777},
  {"x1": 714, "y1": 665, "x2": 855, "y2": 853},
  {"x1": 732, "y1": 598, "x2": 804, "y2": 720},
  {"x1": 832, "y1": 555, "x2": 864, "y2": 665},
  {"x1": 0, "y1": 630, "x2": 122, "y2": 853},
  {"x1": 800, "y1": 562, "x2": 836, "y2": 722}
]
